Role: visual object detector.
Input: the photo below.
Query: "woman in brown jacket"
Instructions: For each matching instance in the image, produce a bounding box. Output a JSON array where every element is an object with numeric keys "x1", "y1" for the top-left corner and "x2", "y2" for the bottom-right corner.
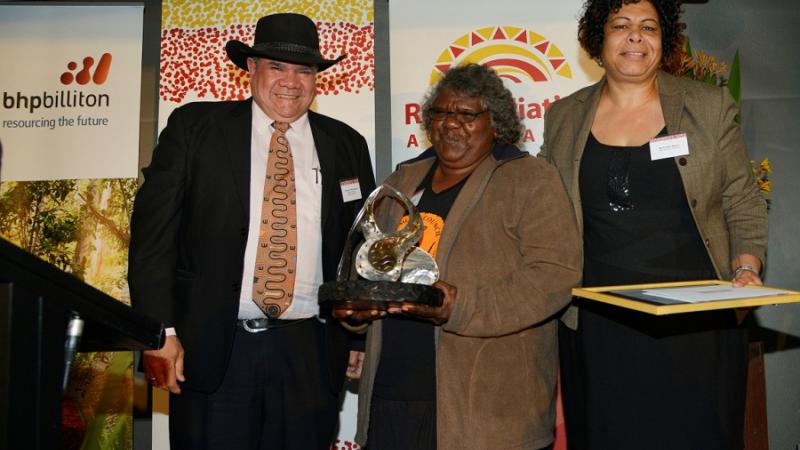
[
  {"x1": 539, "y1": 1, "x2": 768, "y2": 449},
  {"x1": 343, "y1": 64, "x2": 581, "y2": 450}
]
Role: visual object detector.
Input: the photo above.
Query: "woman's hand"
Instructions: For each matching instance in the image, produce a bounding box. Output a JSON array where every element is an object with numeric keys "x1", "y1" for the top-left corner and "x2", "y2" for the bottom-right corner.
[
  {"x1": 732, "y1": 268, "x2": 762, "y2": 287},
  {"x1": 388, "y1": 280, "x2": 457, "y2": 325},
  {"x1": 731, "y1": 253, "x2": 763, "y2": 288}
]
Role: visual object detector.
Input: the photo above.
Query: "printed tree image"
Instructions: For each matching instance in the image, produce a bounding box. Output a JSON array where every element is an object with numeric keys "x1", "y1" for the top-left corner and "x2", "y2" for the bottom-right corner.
[
  {"x1": 0, "y1": 178, "x2": 137, "y2": 300},
  {"x1": 0, "y1": 179, "x2": 79, "y2": 269},
  {"x1": 0, "y1": 177, "x2": 139, "y2": 450}
]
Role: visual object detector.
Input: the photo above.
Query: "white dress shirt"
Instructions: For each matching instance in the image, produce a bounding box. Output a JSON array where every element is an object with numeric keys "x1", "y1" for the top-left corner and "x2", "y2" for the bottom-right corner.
[{"x1": 237, "y1": 102, "x2": 324, "y2": 320}]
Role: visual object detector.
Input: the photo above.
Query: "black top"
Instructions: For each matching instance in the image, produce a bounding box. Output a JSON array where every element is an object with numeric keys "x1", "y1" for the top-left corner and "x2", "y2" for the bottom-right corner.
[
  {"x1": 580, "y1": 130, "x2": 716, "y2": 286},
  {"x1": 373, "y1": 162, "x2": 467, "y2": 401},
  {"x1": 563, "y1": 132, "x2": 747, "y2": 450}
]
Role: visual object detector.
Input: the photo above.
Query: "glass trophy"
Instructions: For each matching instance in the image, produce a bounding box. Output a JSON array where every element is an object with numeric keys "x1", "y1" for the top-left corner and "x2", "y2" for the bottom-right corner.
[{"x1": 318, "y1": 185, "x2": 444, "y2": 310}]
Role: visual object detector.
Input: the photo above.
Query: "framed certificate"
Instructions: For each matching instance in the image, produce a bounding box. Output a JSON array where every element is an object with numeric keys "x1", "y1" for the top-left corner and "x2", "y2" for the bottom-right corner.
[{"x1": 572, "y1": 280, "x2": 800, "y2": 315}]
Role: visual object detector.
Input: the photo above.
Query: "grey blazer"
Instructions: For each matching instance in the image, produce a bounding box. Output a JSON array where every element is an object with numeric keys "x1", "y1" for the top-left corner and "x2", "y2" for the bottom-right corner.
[{"x1": 539, "y1": 70, "x2": 768, "y2": 327}]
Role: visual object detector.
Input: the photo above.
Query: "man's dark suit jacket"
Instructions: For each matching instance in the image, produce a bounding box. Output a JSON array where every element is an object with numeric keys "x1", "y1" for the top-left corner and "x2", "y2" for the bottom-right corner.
[{"x1": 128, "y1": 99, "x2": 375, "y2": 394}]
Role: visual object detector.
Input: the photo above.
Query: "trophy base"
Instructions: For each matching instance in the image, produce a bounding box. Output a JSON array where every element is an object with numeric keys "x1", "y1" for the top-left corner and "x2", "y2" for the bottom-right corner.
[{"x1": 318, "y1": 280, "x2": 443, "y2": 310}]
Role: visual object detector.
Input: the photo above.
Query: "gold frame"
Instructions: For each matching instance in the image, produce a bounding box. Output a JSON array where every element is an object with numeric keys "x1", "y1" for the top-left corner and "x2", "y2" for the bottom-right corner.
[{"x1": 572, "y1": 280, "x2": 800, "y2": 316}]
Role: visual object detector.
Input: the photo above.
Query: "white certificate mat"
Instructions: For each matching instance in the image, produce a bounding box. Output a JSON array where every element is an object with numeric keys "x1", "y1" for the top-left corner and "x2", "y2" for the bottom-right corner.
[
  {"x1": 573, "y1": 280, "x2": 800, "y2": 315},
  {"x1": 641, "y1": 285, "x2": 783, "y2": 303}
]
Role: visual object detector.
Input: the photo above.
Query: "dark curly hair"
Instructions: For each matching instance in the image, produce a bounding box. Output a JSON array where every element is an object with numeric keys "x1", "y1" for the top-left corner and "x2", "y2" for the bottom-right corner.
[
  {"x1": 421, "y1": 63, "x2": 522, "y2": 145},
  {"x1": 578, "y1": 0, "x2": 686, "y2": 74}
]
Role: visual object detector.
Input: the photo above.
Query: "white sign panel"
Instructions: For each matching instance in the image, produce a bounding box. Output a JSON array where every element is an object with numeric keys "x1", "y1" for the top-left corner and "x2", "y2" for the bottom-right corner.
[{"x1": 0, "y1": 4, "x2": 143, "y2": 181}]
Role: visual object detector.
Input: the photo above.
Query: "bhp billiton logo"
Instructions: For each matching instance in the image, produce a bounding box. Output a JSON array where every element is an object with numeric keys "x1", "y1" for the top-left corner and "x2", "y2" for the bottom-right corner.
[
  {"x1": 60, "y1": 53, "x2": 112, "y2": 85},
  {"x1": 2, "y1": 52, "x2": 112, "y2": 114}
]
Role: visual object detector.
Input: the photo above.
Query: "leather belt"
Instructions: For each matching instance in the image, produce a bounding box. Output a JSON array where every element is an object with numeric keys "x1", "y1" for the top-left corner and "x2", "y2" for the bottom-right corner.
[{"x1": 236, "y1": 317, "x2": 312, "y2": 333}]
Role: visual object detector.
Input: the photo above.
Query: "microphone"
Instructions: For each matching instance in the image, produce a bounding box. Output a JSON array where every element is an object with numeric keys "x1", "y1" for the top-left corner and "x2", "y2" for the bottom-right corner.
[{"x1": 63, "y1": 313, "x2": 84, "y2": 392}]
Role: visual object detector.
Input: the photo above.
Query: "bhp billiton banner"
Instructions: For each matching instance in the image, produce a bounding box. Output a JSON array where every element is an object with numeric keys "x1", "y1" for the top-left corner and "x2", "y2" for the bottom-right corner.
[
  {"x1": 390, "y1": 0, "x2": 602, "y2": 166},
  {"x1": 0, "y1": 5, "x2": 143, "y2": 181}
]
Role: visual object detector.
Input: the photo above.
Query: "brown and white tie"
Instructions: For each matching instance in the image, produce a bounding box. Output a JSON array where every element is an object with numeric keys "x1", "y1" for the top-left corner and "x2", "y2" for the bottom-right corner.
[{"x1": 252, "y1": 121, "x2": 297, "y2": 318}]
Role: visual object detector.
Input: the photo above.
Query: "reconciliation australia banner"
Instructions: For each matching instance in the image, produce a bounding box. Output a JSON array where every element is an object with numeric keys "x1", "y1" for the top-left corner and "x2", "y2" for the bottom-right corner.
[
  {"x1": 389, "y1": 1, "x2": 602, "y2": 448},
  {"x1": 390, "y1": 0, "x2": 602, "y2": 166},
  {"x1": 153, "y1": 1, "x2": 375, "y2": 449},
  {"x1": 0, "y1": 4, "x2": 143, "y2": 449}
]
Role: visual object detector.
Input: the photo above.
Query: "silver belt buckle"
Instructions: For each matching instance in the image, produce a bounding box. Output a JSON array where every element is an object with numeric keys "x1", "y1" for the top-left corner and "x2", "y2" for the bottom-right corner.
[{"x1": 240, "y1": 319, "x2": 268, "y2": 333}]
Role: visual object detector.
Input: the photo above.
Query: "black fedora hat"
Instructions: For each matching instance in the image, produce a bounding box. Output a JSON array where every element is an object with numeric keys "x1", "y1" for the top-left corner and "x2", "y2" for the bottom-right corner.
[{"x1": 226, "y1": 13, "x2": 345, "y2": 72}]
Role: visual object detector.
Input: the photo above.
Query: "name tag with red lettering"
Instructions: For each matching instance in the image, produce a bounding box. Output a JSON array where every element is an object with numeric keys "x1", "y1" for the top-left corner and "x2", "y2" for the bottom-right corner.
[
  {"x1": 340, "y1": 178, "x2": 362, "y2": 203},
  {"x1": 649, "y1": 133, "x2": 689, "y2": 161}
]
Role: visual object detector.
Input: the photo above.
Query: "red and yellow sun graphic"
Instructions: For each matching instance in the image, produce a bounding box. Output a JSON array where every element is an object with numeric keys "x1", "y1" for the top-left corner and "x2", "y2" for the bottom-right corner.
[{"x1": 430, "y1": 26, "x2": 572, "y2": 85}]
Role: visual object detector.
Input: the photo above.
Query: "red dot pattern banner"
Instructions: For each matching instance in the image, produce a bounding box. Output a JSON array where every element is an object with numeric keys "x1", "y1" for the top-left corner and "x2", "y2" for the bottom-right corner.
[{"x1": 160, "y1": 22, "x2": 375, "y2": 103}]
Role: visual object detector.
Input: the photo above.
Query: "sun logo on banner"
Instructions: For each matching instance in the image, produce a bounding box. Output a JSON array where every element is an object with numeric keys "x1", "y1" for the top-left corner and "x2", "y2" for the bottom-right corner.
[{"x1": 429, "y1": 26, "x2": 572, "y2": 85}]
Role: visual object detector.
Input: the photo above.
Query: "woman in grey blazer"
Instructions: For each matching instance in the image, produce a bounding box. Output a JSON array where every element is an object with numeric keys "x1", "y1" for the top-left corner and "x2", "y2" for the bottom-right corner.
[{"x1": 539, "y1": 1, "x2": 767, "y2": 449}]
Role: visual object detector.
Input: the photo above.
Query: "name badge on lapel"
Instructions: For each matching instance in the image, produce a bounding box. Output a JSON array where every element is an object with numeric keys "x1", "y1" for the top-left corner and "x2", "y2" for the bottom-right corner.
[
  {"x1": 340, "y1": 178, "x2": 362, "y2": 203},
  {"x1": 649, "y1": 133, "x2": 690, "y2": 161}
]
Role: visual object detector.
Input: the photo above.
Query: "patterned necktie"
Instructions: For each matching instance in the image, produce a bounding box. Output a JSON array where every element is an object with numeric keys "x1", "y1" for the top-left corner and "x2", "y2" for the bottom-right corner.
[{"x1": 252, "y1": 121, "x2": 297, "y2": 318}]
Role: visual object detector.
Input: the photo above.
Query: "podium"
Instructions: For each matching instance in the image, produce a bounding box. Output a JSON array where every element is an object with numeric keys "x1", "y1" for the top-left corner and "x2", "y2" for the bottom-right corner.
[{"x1": 0, "y1": 237, "x2": 164, "y2": 450}]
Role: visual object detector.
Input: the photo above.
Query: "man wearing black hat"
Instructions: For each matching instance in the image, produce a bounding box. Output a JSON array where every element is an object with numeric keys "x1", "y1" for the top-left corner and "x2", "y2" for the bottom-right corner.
[{"x1": 128, "y1": 13, "x2": 375, "y2": 449}]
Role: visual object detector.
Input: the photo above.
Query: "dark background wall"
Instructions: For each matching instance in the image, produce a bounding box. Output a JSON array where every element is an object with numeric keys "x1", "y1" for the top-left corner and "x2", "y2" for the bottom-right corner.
[{"x1": 683, "y1": 1, "x2": 800, "y2": 448}]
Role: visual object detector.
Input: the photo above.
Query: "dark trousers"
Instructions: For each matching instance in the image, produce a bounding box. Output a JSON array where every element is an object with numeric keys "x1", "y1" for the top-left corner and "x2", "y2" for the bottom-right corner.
[
  {"x1": 367, "y1": 396, "x2": 436, "y2": 450},
  {"x1": 169, "y1": 319, "x2": 339, "y2": 450},
  {"x1": 559, "y1": 309, "x2": 747, "y2": 450}
]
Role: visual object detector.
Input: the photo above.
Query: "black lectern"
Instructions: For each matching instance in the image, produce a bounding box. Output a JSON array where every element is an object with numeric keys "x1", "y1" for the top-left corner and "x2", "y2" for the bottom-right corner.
[{"x1": 0, "y1": 237, "x2": 164, "y2": 450}]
